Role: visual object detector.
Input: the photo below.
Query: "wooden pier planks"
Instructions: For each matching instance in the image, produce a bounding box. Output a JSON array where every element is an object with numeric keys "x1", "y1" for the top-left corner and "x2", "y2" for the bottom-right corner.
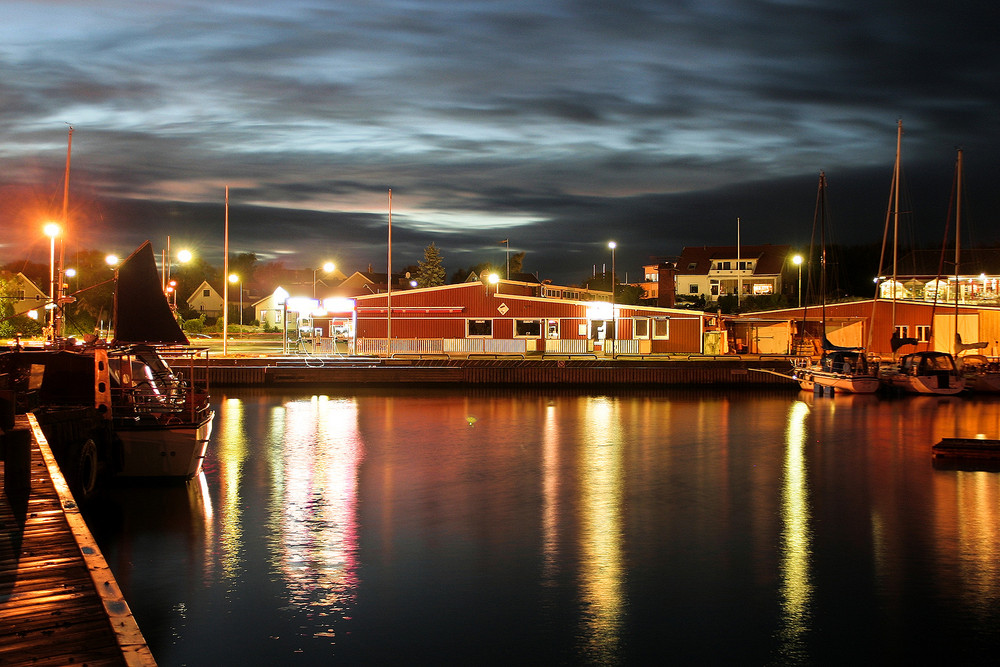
[{"x1": 1, "y1": 415, "x2": 155, "y2": 666}]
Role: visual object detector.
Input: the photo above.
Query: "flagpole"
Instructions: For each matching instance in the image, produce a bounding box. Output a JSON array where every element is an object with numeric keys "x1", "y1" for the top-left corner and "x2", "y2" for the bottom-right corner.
[
  {"x1": 387, "y1": 188, "x2": 392, "y2": 357},
  {"x1": 223, "y1": 186, "x2": 230, "y2": 356},
  {"x1": 504, "y1": 239, "x2": 510, "y2": 278}
]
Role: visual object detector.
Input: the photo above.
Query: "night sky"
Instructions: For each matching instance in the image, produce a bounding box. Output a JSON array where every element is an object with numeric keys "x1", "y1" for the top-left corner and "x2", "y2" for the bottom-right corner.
[{"x1": 2, "y1": 1, "x2": 998, "y2": 285}]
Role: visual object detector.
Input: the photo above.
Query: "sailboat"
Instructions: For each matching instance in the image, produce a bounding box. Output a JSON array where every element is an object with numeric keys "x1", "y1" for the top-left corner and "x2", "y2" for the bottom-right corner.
[
  {"x1": 878, "y1": 123, "x2": 964, "y2": 395},
  {"x1": 791, "y1": 172, "x2": 880, "y2": 394},
  {"x1": 0, "y1": 241, "x2": 214, "y2": 498},
  {"x1": 947, "y1": 149, "x2": 1000, "y2": 392}
]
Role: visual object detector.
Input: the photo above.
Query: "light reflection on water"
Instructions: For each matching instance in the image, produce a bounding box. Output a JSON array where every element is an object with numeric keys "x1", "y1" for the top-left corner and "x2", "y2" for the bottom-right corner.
[{"x1": 84, "y1": 388, "x2": 1000, "y2": 665}]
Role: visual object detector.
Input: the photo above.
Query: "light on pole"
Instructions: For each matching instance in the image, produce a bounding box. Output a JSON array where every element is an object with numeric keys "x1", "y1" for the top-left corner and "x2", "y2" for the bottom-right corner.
[
  {"x1": 608, "y1": 240, "x2": 617, "y2": 355},
  {"x1": 313, "y1": 262, "x2": 335, "y2": 298},
  {"x1": 275, "y1": 287, "x2": 290, "y2": 355},
  {"x1": 792, "y1": 254, "x2": 804, "y2": 307},
  {"x1": 44, "y1": 223, "x2": 60, "y2": 338},
  {"x1": 229, "y1": 274, "x2": 242, "y2": 337}
]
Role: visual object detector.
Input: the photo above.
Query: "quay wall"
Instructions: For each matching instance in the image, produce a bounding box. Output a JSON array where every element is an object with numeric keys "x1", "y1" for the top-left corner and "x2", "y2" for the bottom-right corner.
[{"x1": 202, "y1": 356, "x2": 799, "y2": 388}]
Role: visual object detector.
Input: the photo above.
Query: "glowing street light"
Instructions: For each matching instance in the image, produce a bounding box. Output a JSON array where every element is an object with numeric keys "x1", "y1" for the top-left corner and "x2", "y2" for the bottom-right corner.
[
  {"x1": 229, "y1": 273, "x2": 243, "y2": 337},
  {"x1": 313, "y1": 261, "x2": 335, "y2": 298},
  {"x1": 106, "y1": 254, "x2": 120, "y2": 268},
  {"x1": 792, "y1": 254, "x2": 804, "y2": 307}
]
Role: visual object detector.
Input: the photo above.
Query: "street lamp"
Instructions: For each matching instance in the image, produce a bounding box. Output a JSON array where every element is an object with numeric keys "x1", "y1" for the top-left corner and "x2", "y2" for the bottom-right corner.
[
  {"x1": 608, "y1": 241, "x2": 617, "y2": 355},
  {"x1": 792, "y1": 254, "x2": 803, "y2": 307},
  {"x1": 43, "y1": 223, "x2": 60, "y2": 337},
  {"x1": 229, "y1": 273, "x2": 242, "y2": 337},
  {"x1": 274, "y1": 287, "x2": 290, "y2": 355},
  {"x1": 313, "y1": 261, "x2": 335, "y2": 298}
]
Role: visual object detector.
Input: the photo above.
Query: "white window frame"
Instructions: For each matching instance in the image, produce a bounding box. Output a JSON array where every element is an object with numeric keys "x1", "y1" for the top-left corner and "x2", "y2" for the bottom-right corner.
[
  {"x1": 514, "y1": 318, "x2": 542, "y2": 338},
  {"x1": 634, "y1": 318, "x2": 650, "y2": 339},
  {"x1": 653, "y1": 318, "x2": 670, "y2": 340},
  {"x1": 467, "y1": 318, "x2": 493, "y2": 337}
]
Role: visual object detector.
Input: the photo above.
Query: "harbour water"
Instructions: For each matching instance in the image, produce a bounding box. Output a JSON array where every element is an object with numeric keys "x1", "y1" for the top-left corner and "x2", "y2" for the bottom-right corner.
[{"x1": 84, "y1": 388, "x2": 1000, "y2": 665}]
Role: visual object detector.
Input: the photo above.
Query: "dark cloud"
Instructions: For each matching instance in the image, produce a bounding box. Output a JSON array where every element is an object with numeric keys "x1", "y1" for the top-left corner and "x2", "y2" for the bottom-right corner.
[{"x1": 2, "y1": 0, "x2": 998, "y2": 286}]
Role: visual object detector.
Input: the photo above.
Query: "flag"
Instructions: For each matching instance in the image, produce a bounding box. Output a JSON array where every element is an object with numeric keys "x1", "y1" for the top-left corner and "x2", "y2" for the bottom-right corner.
[{"x1": 500, "y1": 239, "x2": 509, "y2": 245}]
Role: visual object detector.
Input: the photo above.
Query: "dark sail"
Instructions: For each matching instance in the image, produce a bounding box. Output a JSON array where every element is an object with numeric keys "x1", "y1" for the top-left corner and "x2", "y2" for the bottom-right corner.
[{"x1": 112, "y1": 241, "x2": 189, "y2": 345}]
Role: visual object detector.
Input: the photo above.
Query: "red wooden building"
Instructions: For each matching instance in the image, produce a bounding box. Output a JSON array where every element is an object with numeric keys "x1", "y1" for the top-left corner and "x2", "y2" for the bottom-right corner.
[
  {"x1": 330, "y1": 278, "x2": 709, "y2": 356},
  {"x1": 736, "y1": 299, "x2": 1000, "y2": 357}
]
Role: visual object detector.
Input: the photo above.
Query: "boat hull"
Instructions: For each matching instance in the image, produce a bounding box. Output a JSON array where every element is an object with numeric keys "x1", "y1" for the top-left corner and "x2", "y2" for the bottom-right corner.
[
  {"x1": 793, "y1": 368, "x2": 881, "y2": 394},
  {"x1": 116, "y1": 410, "x2": 214, "y2": 478},
  {"x1": 883, "y1": 373, "x2": 964, "y2": 395}
]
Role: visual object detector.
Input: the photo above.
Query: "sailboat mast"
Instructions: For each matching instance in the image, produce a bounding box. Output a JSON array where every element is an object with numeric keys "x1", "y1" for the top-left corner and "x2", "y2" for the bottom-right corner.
[
  {"x1": 819, "y1": 172, "x2": 827, "y2": 334},
  {"x1": 891, "y1": 119, "x2": 902, "y2": 349},
  {"x1": 954, "y1": 149, "x2": 963, "y2": 351}
]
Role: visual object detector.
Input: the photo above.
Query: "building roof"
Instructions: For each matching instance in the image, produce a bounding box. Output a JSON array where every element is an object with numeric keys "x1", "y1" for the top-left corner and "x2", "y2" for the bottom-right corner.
[{"x1": 676, "y1": 244, "x2": 791, "y2": 276}]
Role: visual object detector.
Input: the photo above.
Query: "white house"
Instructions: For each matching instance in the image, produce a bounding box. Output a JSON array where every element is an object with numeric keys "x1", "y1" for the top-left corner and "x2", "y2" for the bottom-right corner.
[
  {"x1": 3, "y1": 272, "x2": 48, "y2": 318},
  {"x1": 186, "y1": 280, "x2": 225, "y2": 317}
]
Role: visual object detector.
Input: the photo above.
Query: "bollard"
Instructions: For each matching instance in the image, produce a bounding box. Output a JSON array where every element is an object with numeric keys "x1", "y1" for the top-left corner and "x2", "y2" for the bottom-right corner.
[
  {"x1": 2, "y1": 427, "x2": 32, "y2": 496},
  {"x1": 0, "y1": 388, "x2": 15, "y2": 432}
]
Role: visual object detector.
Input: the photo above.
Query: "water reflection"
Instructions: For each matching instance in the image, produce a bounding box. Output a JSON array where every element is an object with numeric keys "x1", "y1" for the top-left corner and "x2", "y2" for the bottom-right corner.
[
  {"x1": 578, "y1": 397, "x2": 625, "y2": 662},
  {"x1": 776, "y1": 400, "x2": 812, "y2": 661},
  {"x1": 85, "y1": 389, "x2": 1000, "y2": 665},
  {"x1": 268, "y1": 395, "x2": 362, "y2": 630}
]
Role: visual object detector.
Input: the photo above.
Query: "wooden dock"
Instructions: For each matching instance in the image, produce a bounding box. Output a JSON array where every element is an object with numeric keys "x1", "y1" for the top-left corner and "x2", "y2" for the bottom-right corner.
[{"x1": 1, "y1": 414, "x2": 155, "y2": 667}]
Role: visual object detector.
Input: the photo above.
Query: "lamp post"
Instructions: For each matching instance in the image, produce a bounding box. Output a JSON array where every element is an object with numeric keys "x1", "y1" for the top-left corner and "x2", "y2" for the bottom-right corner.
[
  {"x1": 608, "y1": 240, "x2": 617, "y2": 356},
  {"x1": 792, "y1": 254, "x2": 803, "y2": 307},
  {"x1": 229, "y1": 274, "x2": 242, "y2": 337},
  {"x1": 313, "y1": 262, "x2": 335, "y2": 299},
  {"x1": 275, "y1": 287, "x2": 290, "y2": 355},
  {"x1": 44, "y1": 223, "x2": 60, "y2": 338}
]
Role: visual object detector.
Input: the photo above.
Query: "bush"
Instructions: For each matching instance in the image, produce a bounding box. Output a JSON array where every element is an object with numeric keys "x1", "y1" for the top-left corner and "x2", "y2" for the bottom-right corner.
[{"x1": 183, "y1": 318, "x2": 205, "y2": 333}]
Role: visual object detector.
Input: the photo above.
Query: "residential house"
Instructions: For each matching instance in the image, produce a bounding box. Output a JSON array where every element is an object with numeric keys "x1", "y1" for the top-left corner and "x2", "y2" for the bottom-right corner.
[
  {"x1": 675, "y1": 244, "x2": 792, "y2": 301},
  {"x1": 2, "y1": 272, "x2": 48, "y2": 317},
  {"x1": 186, "y1": 280, "x2": 225, "y2": 317}
]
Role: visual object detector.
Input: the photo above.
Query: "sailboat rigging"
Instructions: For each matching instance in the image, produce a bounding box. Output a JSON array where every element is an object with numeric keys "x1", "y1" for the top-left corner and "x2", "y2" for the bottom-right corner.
[{"x1": 791, "y1": 172, "x2": 879, "y2": 394}]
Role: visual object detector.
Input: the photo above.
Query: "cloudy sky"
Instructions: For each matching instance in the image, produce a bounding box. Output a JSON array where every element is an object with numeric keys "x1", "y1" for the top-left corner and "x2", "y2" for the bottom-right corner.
[{"x1": 2, "y1": 0, "x2": 997, "y2": 285}]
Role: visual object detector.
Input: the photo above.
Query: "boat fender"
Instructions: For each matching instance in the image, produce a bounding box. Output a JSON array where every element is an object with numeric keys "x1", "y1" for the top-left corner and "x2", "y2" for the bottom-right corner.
[{"x1": 68, "y1": 438, "x2": 99, "y2": 500}]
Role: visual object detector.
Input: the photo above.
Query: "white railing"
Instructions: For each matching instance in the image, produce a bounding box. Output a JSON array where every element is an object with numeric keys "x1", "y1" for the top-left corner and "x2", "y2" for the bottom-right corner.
[
  {"x1": 543, "y1": 339, "x2": 589, "y2": 354},
  {"x1": 356, "y1": 338, "x2": 532, "y2": 356}
]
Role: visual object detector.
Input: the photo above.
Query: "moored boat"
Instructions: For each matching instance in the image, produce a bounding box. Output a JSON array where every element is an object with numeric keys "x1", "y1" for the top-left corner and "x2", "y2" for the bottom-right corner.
[
  {"x1": 790, "y1": 172, "x2": 880, "y2": 395},
  {"x1": 792, "y1": 348, "x2": 881, "y2": 394},
  {"x1": 882, "y1": 350, "x2": 965, "y2": 395},
  {"x1": 958, "y1": 354, "x2": 1000, "y2": 393},
  {"x1": 0, "y1": 241, "x2": 214, "y2": 498}
]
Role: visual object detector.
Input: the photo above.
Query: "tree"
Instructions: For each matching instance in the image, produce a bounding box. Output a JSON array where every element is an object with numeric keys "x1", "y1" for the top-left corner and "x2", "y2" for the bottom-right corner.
[
  {"x1": 414, "y1": 243, "x2": 446, "y2": 287},
  {"x1": 507, "y1": 251, "x2": 525, "y2": 276}
]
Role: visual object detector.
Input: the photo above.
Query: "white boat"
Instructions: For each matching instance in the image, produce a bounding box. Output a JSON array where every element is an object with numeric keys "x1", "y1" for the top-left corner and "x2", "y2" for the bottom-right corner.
[
  {"x1": 793, "y1": 348, "x2": 881, "y2": 394},
  {"x1": 959, "y1": 354, "x2": 1000, "y2": 393},
  {"x1": 883, "y1": 350, "x2": 965, "y2": 395},
  {"x1": 107, "y1": 344, "x2": 214, "y2": 478}
]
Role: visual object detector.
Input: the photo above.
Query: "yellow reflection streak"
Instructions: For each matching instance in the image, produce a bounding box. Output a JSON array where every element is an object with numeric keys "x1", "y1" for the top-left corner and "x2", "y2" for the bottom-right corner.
[
  {"x1": 217, "y1": 397, "x2": 249, "y2": 580},
  {"x1": 778, "y1": 400, "x2": 812, "y2": 658},
  {"x1": 541, "y1": 402, "x2": 560, "y2": 586},
  {"x1": 579, "y1": 397, "x2": 624, "y2": 660}
]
